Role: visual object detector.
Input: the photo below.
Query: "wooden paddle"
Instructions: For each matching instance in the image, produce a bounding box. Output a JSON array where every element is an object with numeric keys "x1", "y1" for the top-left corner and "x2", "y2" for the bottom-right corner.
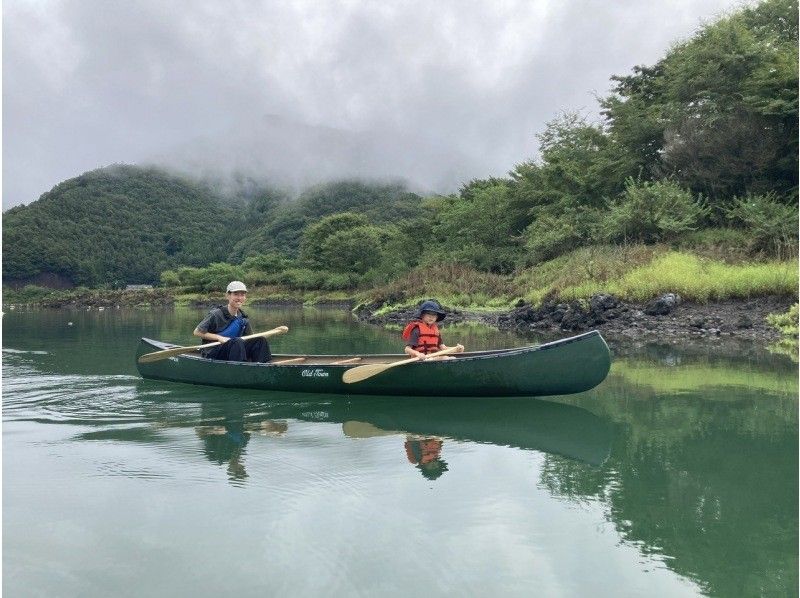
[
  {"x1": 342, "y1": 345, "x2": 463, "y2": 384},
  {"x1": 137, "y1": 326, "x2": 289, "y2": 363}
]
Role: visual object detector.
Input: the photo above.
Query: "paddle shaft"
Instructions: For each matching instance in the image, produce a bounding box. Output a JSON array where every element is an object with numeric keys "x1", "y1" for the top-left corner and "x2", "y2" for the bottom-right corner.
[
  {"x1": 137, "y1": 326, "x2": 288, "y2": 363},
  {"x1": 342, "y1": 345, "x2": 463, "y2": 384}
]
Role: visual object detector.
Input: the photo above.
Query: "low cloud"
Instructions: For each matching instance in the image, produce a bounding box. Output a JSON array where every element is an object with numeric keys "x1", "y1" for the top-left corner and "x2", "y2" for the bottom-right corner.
[{"x1": 3, "y1": 0, "x2": 744, "y2": 206}]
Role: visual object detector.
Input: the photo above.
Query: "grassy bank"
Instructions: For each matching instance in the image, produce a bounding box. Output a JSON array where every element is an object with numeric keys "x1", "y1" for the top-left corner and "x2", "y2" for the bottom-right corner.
[
  {"x1": 4, "y1": 246, "x2": 797, "y2": 315},
  {"x1": 515, "y1": 247, "x2": 798, "y2": 306}
]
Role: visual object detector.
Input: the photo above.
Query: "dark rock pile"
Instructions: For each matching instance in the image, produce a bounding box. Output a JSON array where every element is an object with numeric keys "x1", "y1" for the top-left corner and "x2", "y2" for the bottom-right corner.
[{"x1": 356, "y1": 294, "x2": 795, "y2": 342}]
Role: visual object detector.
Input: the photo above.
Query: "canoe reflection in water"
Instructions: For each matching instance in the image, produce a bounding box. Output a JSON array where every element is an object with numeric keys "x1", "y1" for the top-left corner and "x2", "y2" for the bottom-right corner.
[{"x1": 141, "y1": 390, "x2": 614, "y2": 484}]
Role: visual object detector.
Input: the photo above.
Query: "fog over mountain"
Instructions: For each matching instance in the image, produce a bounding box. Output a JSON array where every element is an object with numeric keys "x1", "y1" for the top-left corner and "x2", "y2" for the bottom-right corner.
[{"x1": 3, "y1": 0, "x2": 748, "y2": 207}]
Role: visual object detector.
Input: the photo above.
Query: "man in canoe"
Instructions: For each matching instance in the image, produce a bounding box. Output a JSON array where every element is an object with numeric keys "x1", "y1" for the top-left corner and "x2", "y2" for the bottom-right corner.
[
  {"x1": 402, "y1": 299, "x2": 464, "y2": 359},
  {"x1": 193, "y1": 281, "x2": 272, "y2": 362}
]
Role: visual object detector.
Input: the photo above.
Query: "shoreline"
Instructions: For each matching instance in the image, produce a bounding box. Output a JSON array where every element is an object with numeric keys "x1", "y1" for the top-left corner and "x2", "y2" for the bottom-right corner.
[
  {"x1": 4, "y1": 288, "x2": 795, "y2": 343},
  {"x1": 354, "y1": 294, "x2": 796, "y2": 344}
]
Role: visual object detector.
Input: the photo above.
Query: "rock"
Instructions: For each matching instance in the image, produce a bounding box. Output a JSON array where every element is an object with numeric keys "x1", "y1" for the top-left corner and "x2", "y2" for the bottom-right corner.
[
  {"x1": 736, "y1": 315, "x2": 753, "y2": 329},
  {"x1": 644, "y1": 293, "x2": 682, "y2": 316},
  {"x1": 560, "y1": 306, "x2": 588, "y2": 330},
  {"x1": 550, "y1": 304, "x2": 570, "y2": 323},
  {"x1": 689, "y1": 316, "x2": 706, "y2": 328},
  {"x1": 590, "y1": 293, "x2": 618, "y2": 312}
]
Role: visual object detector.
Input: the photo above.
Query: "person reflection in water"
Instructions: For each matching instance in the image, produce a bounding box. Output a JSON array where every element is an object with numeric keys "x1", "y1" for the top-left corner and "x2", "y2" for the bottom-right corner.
[
  {"x1": 405, "y1": 437, "x2": 448, "y2": 480},
  {"x1": 196, "y1": 421, "x2": 251, "y2": 481},
  {"x1": 196, "y1": 410, "x2": 288, "y2": 483}
]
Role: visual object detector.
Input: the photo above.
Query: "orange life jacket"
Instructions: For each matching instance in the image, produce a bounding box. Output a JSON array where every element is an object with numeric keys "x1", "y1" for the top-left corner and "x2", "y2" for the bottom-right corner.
[
  {"x1": 405, "y1": 439, "x2": 443, "y2": 465},
  {"x1": 402, "y1": 320, "x2": 441, "y2": 354}
]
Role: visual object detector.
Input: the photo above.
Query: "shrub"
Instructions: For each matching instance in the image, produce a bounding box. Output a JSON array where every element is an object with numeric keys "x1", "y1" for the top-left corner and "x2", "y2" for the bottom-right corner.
[
  {"x1": 276, "y1": 268, "x2": 325, "y2": 290},
  {"x1": 767, "y1": 303, "x2": 799, "y2": 338},
  {"x1": 524, "y1": 208, "x2": 601, "y2": 264},
  {"x1": 300, "y1": 213, "x2": 369, "y2": 267},
  {"x1": 725, "y1": 193, "x2": 799, "y2": 258},
  {"x1": 160, "y1": 270, "x2": 181, "y2": 287},
  {"x1": 600, "y1": 178, "x2": 707, "y2": 244},
  {"x1": 241, "y1": 252, "x2": 293, "y2": 273},
  {"x1": 319, "y1": 272, "x2": 359, "y2": 291},
  {"x1": 318, "y1": 226, "x2": 384, "y2": 274},
  {"x1": 673, "y1": 227, "x2": 756, "y2": 263}
]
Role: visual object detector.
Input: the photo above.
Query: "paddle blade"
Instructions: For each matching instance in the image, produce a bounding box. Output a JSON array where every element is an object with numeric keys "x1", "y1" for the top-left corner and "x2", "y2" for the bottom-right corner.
[
  {"x1": 342, "y1": 362, "x2": 399, "y2": 384},
  {"x1": 137, "y1": 345, "x2": 201, "y2": 363}
]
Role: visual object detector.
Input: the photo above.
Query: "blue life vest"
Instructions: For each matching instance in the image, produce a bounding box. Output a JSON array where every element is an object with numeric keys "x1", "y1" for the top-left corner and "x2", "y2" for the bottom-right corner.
[{"x1": 218, "y1": 314, "x2": 248, "y2": 338}]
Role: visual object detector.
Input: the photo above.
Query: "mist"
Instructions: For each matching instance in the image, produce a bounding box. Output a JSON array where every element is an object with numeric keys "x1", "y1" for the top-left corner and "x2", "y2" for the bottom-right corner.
[{"x1": 3, "y1": 0, "x2": 748, "y2": 207}]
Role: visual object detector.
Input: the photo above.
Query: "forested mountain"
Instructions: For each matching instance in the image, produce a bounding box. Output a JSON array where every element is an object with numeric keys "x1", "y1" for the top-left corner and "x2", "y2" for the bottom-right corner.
[
  {"x1": 231, "y1": 179, "x2": 422, "y2": 259},
  {"x1": 2, "y1": 166, "x2": 421, "y2": 287},
  {"x1": 2, "y1": 165, "x2": 244, "y2": 286}
]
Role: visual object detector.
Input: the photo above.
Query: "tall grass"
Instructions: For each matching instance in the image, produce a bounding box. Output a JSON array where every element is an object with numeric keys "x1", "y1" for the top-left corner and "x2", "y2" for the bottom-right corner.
[{"x1": 518, "y1": 248, "x2": 798, "y2": 305}]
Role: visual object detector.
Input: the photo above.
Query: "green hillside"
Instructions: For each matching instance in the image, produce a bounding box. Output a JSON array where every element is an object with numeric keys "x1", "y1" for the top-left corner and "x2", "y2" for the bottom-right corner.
[{"x1": 2, "y1": 165, "x2": 243, "y2": 286}]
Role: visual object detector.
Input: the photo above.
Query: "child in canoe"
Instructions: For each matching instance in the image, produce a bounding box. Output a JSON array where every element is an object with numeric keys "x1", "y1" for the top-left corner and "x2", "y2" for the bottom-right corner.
[{"x1": 402, "y1": 300, "x2": 464, "y2": 359}]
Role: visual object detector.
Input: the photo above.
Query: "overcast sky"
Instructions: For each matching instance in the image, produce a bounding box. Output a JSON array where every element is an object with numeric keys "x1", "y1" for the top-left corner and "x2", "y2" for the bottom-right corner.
[{"x1": 3, "y1": 0, "x2": 749, "y2": 208}]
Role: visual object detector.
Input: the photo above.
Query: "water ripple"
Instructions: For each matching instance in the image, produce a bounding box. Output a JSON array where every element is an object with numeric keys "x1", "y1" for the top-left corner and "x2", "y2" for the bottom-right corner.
[{"x1": 3, "y1": 363, "x2": 145, "y2": 424}]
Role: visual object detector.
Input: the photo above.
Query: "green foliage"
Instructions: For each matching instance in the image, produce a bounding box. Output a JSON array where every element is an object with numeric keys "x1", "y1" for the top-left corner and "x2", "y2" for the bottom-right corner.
[
  {"x1": 674, "y1": 227, "x2": 755, "y2": 262},
  {"x1": 160, "y1": 263, "x2": 245, "y2": 292},
  {"x1": 600, "y1": 178, "x2": 707, "y2": 243},
  {"x1": 510, "y1": 113, "x2": 636, "y2": 264},
  {"x1": 300, "y1": 213, "x2": 370, "y2": 267},
  {"x1": 299, "y1": 212, "x2": 403, "y2": 276},
  {"x1": 367, "y1": 263, "x2": 520, "y2": 309},
  {"x1": 512, "y1": 113, "x2": 628, "y2": 213},
  {"x1": 547, "y1": 251, "x2": 797, "y2": 303},
  {"x1": 515, "y1": 245, "x2": 659, "y2": 304},
  {"x1": 4, "y1": 0, "x2": 797, "y2": 307},
  {"x1": 317, "y1": 226, "x2": 386, "y2": 274},
  {"x1": 241, "y1": 252, "x2": 293, "y2": 273},
  {"x1": 231, "y1": 180, "x2": 421, "y2": 260},
  {"x1": 603, "y1": 0, "x2": 798, "y2": 204},
  {"x1": 2, "y1": 165, "x2": 241, "y2": 286},
  {"x1": 272, "y1": 268, "x2": 358, "y2": 290},
  {"x1": 523, "y1": 206, "x2": 604, "y2": 264},
  {"x1": 725, "y1": 193, "x2": 799, "y2": 257},
  {"x1": 516, "y1": 246, "x2": 798, "y2": 305},
  {"x1": 297, "y1": 179, "x2": 421, "y2": 223},
  {"x1": 160, "y1": 270, "x2": 181, "y2": 287},
  {"x1": 767, "y1": 303, "x2": 799, "y2": 337},
  {"x1": 427, "y1": 183, "x2": 522, "y2": 273},
  {"x1": 231, "y1": 204, "x2": 306, "y2": 259}
]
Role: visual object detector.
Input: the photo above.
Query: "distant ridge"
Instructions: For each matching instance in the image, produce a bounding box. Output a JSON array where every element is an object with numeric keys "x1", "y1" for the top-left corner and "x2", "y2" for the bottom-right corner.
[{"x1": 2, "y1": 165, "x2": 241, "y2": 287}]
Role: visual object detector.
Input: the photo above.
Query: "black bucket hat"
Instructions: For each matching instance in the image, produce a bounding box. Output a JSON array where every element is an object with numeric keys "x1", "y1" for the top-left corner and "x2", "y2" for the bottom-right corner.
[{"x1": 416, "y1": 300, "x2": 446, "y2": 322}]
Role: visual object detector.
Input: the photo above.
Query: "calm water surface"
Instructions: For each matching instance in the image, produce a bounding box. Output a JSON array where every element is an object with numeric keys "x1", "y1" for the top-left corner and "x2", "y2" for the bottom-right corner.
[{"x1": 3, "y1": 307, "x2": 797, "y2": 597}]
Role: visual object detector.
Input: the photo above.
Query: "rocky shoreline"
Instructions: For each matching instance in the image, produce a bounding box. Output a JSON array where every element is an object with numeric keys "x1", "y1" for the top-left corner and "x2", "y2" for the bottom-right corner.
[
  {"x1": 6, "y1": 288, "x2": 795, "y2": 343},
  {"x1": 354, "y1": 294, "x2": 796, "y2": 343}
]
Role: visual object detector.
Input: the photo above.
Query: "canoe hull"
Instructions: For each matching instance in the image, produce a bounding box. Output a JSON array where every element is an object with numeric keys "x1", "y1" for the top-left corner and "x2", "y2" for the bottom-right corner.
[{"x1": 136, "y1": 331, "x2": 611, "y2": 397}]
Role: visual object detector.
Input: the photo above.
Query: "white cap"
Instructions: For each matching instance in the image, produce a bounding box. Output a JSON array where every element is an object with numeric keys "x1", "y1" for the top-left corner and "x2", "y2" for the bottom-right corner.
[{"x1": 226, "y1": 281, "x2": 247, "y2": 293}]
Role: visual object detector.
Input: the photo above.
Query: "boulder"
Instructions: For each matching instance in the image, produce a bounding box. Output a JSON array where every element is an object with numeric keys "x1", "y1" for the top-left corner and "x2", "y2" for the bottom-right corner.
[{"x1": 644, "y1": 293, "x2": 682, "y2": 316}]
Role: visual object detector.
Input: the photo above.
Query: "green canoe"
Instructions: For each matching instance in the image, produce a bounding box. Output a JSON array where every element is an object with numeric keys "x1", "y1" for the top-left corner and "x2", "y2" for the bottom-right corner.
[{"x1": 136, "y1": 330, "x2": 611, "y2": 397}]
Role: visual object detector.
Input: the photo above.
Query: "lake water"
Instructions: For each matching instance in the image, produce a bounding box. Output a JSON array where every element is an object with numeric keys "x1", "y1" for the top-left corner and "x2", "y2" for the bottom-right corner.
[{"x1": 3, "y1": 306, "x2": 797, "y2": 597}]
